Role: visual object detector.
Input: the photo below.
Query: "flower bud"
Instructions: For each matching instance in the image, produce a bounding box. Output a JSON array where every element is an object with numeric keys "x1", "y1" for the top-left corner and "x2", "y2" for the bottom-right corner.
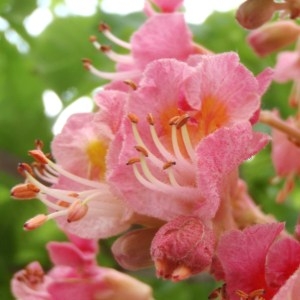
[
  {"x1": 236, "y1": 0, "x2": 278, "y2": 29},
  {"x1": 112, "y1": 228, "x2": 158, "y2": 270},
  {"x1": 150, "y1": 216, "x2": 216, "y2": 281},
  {"x1": 247, "y1": 20, "x2": 300, "y2": 56}
]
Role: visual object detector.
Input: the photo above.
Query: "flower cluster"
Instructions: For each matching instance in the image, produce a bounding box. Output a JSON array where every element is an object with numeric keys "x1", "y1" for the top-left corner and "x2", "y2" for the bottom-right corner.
[{"x1": 10, "y1": 0, "x2": 300, "y2": 299}]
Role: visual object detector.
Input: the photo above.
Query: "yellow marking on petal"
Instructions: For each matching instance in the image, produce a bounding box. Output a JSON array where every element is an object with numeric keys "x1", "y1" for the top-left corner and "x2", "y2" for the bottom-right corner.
[{"x1": 86, "y1": 140, "x2": 108, "y2": 180}]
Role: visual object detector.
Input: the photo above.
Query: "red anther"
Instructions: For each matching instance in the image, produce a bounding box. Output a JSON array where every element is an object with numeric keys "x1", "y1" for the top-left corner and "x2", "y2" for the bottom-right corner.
[
  {"x1": 208, "y1": 284, "x2": 227, "y2": 300},
  {"x1": 100, "y1": 45, "x2": 111, "y2": 52},
  {"x1": 31, "y1": 161, "x2": 46, "y2": 175},
  {"x1": 24, "y1": 214, "x2": 47, "y2": 230},
  {"x1": 134, "y1": 145, "x2": 149, "y2": 157},
  {"x1": 236, "y1": 288, "x2": 265, "y2": 300},
  {"x1": 11, "y1": 183, "x2": 40, "y2": 199},
  {"x1": 89, "y1": 35, "x2": 97, "y2": 42},
  {"x1": 176, "y1": 114, "x2": 190, "y2": 129},
  {"x1": 28, "y1": 149, "x2": 48, "y2": 164},
  {"x1": 123, "y1": 79, "x2": 138, "y2": 90},
  {"x1": 34, "y1": 139, "x2": 44, "y2": 150},
  {"x1": 81, "y1": 58, "x2": 92, "y2": 70},
  {"x1": 56, "y1": 200, "x2": 70, "y2": 208},
  {"x1": 17, "y1": 163, "x2": 34, "y2": 177},
  {"x1": 169, "y1": 115, "x2": 180, "y2": 126},
  {"x1": 163, "y1": 161, "x2": 176, "y2": 170},
  {"x1": 128, "y1": 113, "x2": 139, "y2": 123},
  {"x1": 126, "y1": 157, "x2": 141, "y2": 165},
  {"x1": 67, "y1": 200, "x2": 88, "y2": 222},
  {"x1": 147, "y1": 113, "x2": 155, "y2": 125},
  {"x1": 98, "y1": 22, "x2": 110, "y2": 32}
]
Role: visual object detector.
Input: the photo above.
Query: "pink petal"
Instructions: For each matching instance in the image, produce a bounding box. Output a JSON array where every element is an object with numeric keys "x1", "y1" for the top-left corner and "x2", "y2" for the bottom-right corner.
[
  {"x1": 183, "y1": 52, "x2": 267, "y2": 124},
  {"x1": 195, "y1": 122, "x2": 270, "y2": 219},
  {"x1": 48, "y1": 279, "x2": 107, "y2": 300},
  {"x1": 131, "y1": 14, "x2": 194, "y2": 69},
  {"x1": 66, "y1": 233, "x2": 98, "y2": 255},
  {"x1": 47, "y1": 241, "x2": 94, "y2": 269},
  {"x1": 56, "y1": 184, "x2": 131, "y2": 239},
  {"x1": 216, "y1": 222, "x2": 284, "y2": 299},
  {"x1": 94, "y1": 89, "x2": 128, "y2": 134},
  {"x1": 272, "y1": 268, "x2": 300, "y2": 300},
  {"x1": 51, "y1": 112, "x2": 113, "y2": 180},
  {"x1": 266, "y1": 237, "x2": 300, "y2": 289}
]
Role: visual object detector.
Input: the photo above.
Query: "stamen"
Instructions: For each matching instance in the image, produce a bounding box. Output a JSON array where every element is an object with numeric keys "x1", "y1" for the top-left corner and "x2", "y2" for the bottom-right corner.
[
  {"x1": 235, "y1": 288, "x2": 265, "y2": 300},
  {"x1": 170, "y1": 114, "x2": 195, "y2": 161},
  {"x1": 139, "y1": 155, "x2": 163, "y2": 185},
  {"x1": 128, "y1": 113, "x2": 139, "y2": 123},
  {"x1": 82, "y1": 59, "x2": 140, "y2": 81},
  {"x1": 11, "y1": 183, "x2": 40, "y2": 200},
  {"x1": 99, "y1": 22, "x2": 132, "y2": 50},
  {"x1": 89, "y1": 36, "x2": 133, "y2": 64},
  {"x1": 175, "y1": 114, "x2": 190, "y2": 129},
  {"x1": 24, "y1": 214, "x2": 47, "y2": 230},
  {"x1": 28, "y1": 149, "x2": 48, "y2": 164},
  {"x1": 24, "y1": 171, "x2": 82, "y2": 204},
  {"x1": 45, "y1": 158, "x2": 104, "y2": 189},
  {"x1": 35, "y1": 139, "x2": 44, "y2": 150},
  {"x1": 128, "y1": 114, "x2": 161, "y2": 166},
  {"x1": 38, "y1": 194, "x2": 67, "y2": 211},
  {"x1": 123, "y1": 79, "x2": 138, "y2": 90},
  {"x1": 260, "y1": 110, "x2": 300, "y2": 142},
  {"x1": 67, "y1": 199, "x2": 88, "y2": 222},
  {"x1": 33, "y1": 167, "x2": 58, "y2": 184},
  {"x1": 135, "y1": 145, "x2": 149, "y2": 157},
  {"x1": 127, "y1": 157, "x2": 141, "y2": 165},
  {"x1": 170, "y1": 119, "x2": 186, "y2": 162},
  {"x1": 148, "y1": 113, "x2": 174, "y2": 161},
  {"x1": 18, "y1": 163, "x2": 34, "y2": 177},
  {"x1": 162, "y1": 161, "x2": 176, "y2": 170},
  {"x1": 180, "y1": 124, "x2": 195, "y2": 161}
]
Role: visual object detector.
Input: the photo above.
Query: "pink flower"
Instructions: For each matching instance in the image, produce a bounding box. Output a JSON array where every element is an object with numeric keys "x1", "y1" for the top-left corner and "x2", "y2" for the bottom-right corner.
[
  {"x1": 107, "y1": 53, "x2": 272, "y2": 278},
  {"x1": 108, "y1": 53, "x2": 272, "y2": 222},
  {"x1": 11, "y1": 261, "x2": 51, "y2": 300},
  {"x1": 213, "y1": 223, "x2": 300, "y2": 300},
  {"x1": 84, "y1": 13, "x2": 207, "y2": 86},
  {"x1": 12, "y1": 233, "x2": 154, "y2": 300},
  {"x1": 11, "y1": 91, "x2": 132, "y2": 239}
]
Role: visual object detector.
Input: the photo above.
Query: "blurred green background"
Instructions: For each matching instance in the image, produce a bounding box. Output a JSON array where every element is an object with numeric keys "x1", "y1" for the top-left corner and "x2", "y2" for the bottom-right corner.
[{"x1": 1, "y1": 0, "x2": 299, "y2": 299}]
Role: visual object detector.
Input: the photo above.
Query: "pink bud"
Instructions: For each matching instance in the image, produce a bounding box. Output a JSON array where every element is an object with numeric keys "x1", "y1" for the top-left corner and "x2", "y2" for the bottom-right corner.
[
  {"x1": 150, "y1": 216, "x2": 216, "y2": 281},
  {"x1": 247, "y1": 20, "x2": 300, "y2": 56},
  {"x1": 112, "y1": 228, "x2": 158, "y2": 271},
  {"x1": 236, "y1": 0, "x2": 278, "y2": 30}
]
